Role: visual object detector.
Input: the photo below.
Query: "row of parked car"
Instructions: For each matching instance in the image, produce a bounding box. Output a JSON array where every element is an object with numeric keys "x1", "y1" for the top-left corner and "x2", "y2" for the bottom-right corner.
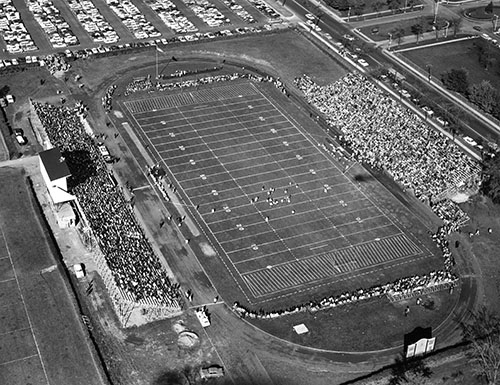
[
  {"x1": 220, "y1": 0, "x2": 256, "y2": 24},
  {"x1": 0, "y1": 0, "x2": 37, "y2": 53},
  {"x1": 27, "y1": 0, "x2": 79, "y2": 48},
  {"x1": 247, "y1": 0, "x2": 281, "y2": 21},
  {"x1": 145, "y1": 0, "x2": 198, "y2": 34},
  {"x1": 67, "y1": 0, "x2": 119, "y2": 44},
  {"x1": 481, "y1": 33, "x2": 500, "y2": 49},
  {"x1": 105, "y1": 0, "x2": 161, "y2": 39},
  {"x1": 180, "y1": 0, "x2": 229, "y2": 28}
]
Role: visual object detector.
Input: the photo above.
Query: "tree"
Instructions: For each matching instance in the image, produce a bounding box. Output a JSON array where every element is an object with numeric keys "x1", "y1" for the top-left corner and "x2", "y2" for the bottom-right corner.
[
  {"x1": 410, "y1": 22, "x2": 424, "y2": 43},
  {"x1": 469, "y1": 80, "x2": 498, "y2": 113},
  {"x1": 452, "y1": 17, "x2": 463, "y2": 37},
  {"x1": 481, "y1": 154, "x2": 500, "y2": 203},
  {"x1": 485, "y1": 1, "x2": 494, "y2": 14},
  {"x1": 461, "y1": 307, "x2": 500, "y2": 384},
  {"x1": 391, "y1": 26, "x2": 405, "y2": 45},
  {"x1": 389, "y1": 355, "x2": 432, "y2": 385},
  {"x1": 387, "y1": 0, "x2": 403, "y2": 11},
  {"x1": 440, "y1": 68, "x2": 470, "y2": 95},
  {"x1": 372, "y1": 0, "x2": 384, "y2": 13},
  {"x1": 475, "y1": 40, "x2": 495, "y2": 69}
]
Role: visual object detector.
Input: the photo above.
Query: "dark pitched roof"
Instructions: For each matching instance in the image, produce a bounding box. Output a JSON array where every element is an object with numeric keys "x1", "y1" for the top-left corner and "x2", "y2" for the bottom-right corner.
[{"x1": 39, "y1": 147, "x2": 71, "y2": 181}]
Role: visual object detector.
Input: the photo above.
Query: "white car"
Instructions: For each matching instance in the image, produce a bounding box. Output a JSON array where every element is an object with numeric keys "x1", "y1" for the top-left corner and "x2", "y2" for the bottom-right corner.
[
  {"x1": 200, "y1": 366, "x2": 224, "y2": 379},
  {"x1": 195, "y1": 307, "x2": 210, "y2": 327},
  {"x1": 463, "y1": 136, "x2": 478, "y2": 146},
  {"x1": 97, "y1": 143, "x2": 113, "y2": 163},
  {"x1": 14, "y1": 129, "x2": 27, "y2": 145},
  {"x1": 305, "y1": 13, "x2": 315, "y2": 20},
  {"x1": 357, "y1": 58, "x2": 369, "y2": 67},
  {"x1": 73, "y1": 263, "x2": 85, "y2": 279}
]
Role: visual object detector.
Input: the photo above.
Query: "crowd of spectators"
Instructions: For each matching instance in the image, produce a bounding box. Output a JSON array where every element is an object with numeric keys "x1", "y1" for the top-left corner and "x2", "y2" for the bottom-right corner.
[
  {"x1": 124, "y1": 71, "x2": 287, "y2": 96},
  {"x1": 44, "y1": 53, "x2": 71, "y2": 74},
  {"x1": 295, "y1": 72, "x2": 481, "y2": 206},
  {"x1": 33, "y1": 101, "x2": 182, "y2": 308},
  {"x1": 102, "y1": 84, "x2": 116, "y2": 112},
  {"x1": 233, "y1": 269, "x2": 457, "y2": 320}
]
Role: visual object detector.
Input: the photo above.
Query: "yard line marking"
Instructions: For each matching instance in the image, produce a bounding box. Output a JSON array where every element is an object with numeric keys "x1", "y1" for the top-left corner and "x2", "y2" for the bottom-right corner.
[
  {"x1": 140, "y1": 104, "x2": 278, "y2": 123},
  {"x1": 182, "y1": 165, "x2": 345, "y2": 194},
  {"x1": 157, "y1": 132, "x2": 302, "y2": 157},
  {"x1": 142, "y1": 111, "x2": 285, "y2": 131},
  {"x1": 207, "y1": 197, "x2": 368, "y2": 230},
  {"x1": 178, "y1": 157, "x2": 332, "y2": 184},
  {"x1": 171, "y1": 148, "x2": 312, "y2": 176},
  {"x1": 0, "y1": 326, "x2": 31, "y2": 337},
  {"x1": 193, "y1": 178, "x2": 358, "y2": 206},
  {"x1": 150, "y1": 122, "x2": 296, "y2": 144},
  {"x1": 0, "y1": 354, "x2": 38, "y2": 367},
  {"x1": 310, "y1": 244, "x2": 329, "y2": 251},
  {"x1": 156, "y1": 136, "x2": 307, "y2": 159},
  {"x1": 131, "y1": 185, "x2": 151, "y2": 191}
]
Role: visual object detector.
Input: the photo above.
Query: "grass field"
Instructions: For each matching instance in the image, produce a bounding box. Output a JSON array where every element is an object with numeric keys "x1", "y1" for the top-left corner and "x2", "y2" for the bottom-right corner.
[
  {"x1": 402, "y1": 38, "x2": 500, "y2": 90},
  {"x1": 120, "y1": 80, "x2": 443, "y2": 307},
  {"x1": 0, "y1": 167, "x2": 104, "y2": 385}
]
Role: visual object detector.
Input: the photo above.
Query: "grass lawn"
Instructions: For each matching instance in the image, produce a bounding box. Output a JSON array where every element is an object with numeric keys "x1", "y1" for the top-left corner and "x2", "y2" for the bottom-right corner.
[
  {"x1": 402, "y1": 38, "x2": 500, "y2": 90},
  {"x1": 359, "y1": 16, "x2": 453, "y2": 42},
  {"x1": 0, "y1": 167, "x2": 104, "y2": 385},
  {"x1": 251, "y1": 288, "x2": 461, "y2": 351},
  {"x1": 330, "y1": 0, "x2": 423, "y2": 16},
  {"x1": 464, "y1": 6, "x2": 500, "y2": 20}
]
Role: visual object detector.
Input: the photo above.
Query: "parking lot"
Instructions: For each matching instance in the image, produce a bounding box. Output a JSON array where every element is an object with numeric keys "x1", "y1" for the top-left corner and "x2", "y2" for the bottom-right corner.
[{"x1": 0, "y1": 0, "x2": 284, "y2": 59}]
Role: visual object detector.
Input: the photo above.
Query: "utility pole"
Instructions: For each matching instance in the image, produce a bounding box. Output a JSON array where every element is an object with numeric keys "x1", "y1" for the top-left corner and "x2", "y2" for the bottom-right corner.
[{"x1": 433, "y1": 0, "x2": 440, "y2": 24}]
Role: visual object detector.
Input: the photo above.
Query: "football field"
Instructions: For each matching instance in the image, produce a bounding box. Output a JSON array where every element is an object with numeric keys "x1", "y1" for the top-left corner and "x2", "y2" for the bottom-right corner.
[{"x1": 123, "y1": 81, "x2": 434, "y2": 301}]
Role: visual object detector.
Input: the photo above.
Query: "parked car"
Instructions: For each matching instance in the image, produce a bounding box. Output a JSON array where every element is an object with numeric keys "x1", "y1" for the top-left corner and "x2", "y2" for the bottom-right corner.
[
  {"x1": 200, "y1": 365, "x2": 224, "y2": 379},
  {"x1": 14, "y1": 128, "x2": 27, "y2": 145},
  {"x1": 357, "y1": 58, "x2": 369, "y2": 67},
  {"x1": 97, "y1": 142, "x2": 113, "y2": 163},
  {"x1": 463, "y1": 136, "x2": 478, "y2": 146},
  {"x1": 73, "y1": 263, "x2": 85, "y2": 279}
]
